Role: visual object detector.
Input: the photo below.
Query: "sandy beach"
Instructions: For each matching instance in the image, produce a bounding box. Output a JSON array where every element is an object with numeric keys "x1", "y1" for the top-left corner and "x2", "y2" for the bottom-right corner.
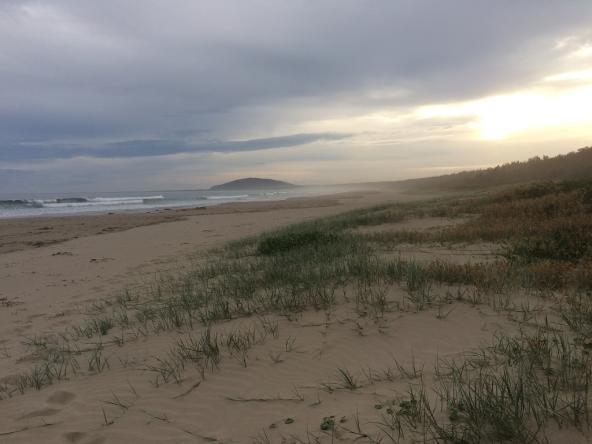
[
  {"x1": 0, "y1": 185, "x2": 589, "y2": 443},
  {"x1": 4, "y1": 2, "x2": 592, "y2": 442},
  {"x1": 0, "y1": 187, "x2": 414, "y2": 443}
]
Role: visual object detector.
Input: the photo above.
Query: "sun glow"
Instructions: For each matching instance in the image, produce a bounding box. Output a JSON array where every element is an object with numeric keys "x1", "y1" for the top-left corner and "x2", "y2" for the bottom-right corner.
[
  {"x1": 544, "y1": 69, "x2": 592, "y2": 83},
  {"x1": 416, "y1": 83, "x2": 592, "y2": 141}
]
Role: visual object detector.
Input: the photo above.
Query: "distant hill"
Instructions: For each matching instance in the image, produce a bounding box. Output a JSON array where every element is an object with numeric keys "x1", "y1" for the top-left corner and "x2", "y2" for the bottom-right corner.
[
  {"x1": 209, "y1": 177, "x2": 297, "y2": 191},
  {"x1": 397, "y1": 146, "x2": 592, "y2": 191}
]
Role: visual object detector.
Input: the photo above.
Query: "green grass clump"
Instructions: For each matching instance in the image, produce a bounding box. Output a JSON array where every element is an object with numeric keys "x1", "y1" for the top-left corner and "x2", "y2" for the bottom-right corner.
[
  {"x1": 371, "y1": 328, "x2": 592, "y2": 443},
  {"x1": 257, "y1": 229, "x2": 341, "y2": 255},
  {"x1": 427, "y1": 329, "x2": 592, "y2": 442}
]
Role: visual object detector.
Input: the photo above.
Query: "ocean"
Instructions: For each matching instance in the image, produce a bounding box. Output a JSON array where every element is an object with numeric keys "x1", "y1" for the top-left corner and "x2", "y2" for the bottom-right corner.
[{"x1": 0, "y1": 186, "x2": 340, "y2": 219}]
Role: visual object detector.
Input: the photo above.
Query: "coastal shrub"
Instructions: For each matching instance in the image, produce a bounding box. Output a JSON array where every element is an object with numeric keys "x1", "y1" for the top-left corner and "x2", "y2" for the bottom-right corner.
[
  {"x1": 257, "y1": 229, "x2": 341, "y2": 255},
  {"x1": 429, "y1": 182, "x2": 592, "y2": 268},
  {"x1": 507, "y1": 218, "x2": 592, "y2": 262},
  {"x1": 328, "y1": 205, "x2": 407, "y2": 229}
]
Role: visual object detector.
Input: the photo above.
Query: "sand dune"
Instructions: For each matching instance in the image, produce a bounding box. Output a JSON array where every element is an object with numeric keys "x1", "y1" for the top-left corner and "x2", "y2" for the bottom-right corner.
[{"x1": 1, "y1": 187, "x2": 587, "y2": 443}]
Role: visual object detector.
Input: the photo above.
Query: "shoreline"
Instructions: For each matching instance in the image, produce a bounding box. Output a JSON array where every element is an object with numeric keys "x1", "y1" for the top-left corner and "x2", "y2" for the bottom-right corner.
[
  {"x1": 1, "y1": 182, "x2": 586, "y2": 442},
  {"x1": 0, "y1": 185, "x2": 352, "y2": 221},
  {"x1": 0, "y1": 184, "x2": 459, "y2": 444},
  {"x1": 0, "y1": 188, "x2": 384, "y2": 255}
]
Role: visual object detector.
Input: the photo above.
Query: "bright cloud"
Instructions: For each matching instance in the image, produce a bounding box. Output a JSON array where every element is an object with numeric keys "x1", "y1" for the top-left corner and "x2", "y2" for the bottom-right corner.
[{"x1": 416, "y1": 83, "x2": 592, "y2": 141}]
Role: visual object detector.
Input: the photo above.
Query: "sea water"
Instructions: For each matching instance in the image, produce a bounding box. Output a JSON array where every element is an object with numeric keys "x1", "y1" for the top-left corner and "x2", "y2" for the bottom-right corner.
[{"x1": 0, "y1": 186, "x2": 341, "y2": 219}]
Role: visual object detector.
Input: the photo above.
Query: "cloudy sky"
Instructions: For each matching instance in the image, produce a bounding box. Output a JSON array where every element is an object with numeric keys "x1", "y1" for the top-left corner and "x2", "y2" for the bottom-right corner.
[{"x1": 1, "y1": 1, "x2": 592, "y2": 192}]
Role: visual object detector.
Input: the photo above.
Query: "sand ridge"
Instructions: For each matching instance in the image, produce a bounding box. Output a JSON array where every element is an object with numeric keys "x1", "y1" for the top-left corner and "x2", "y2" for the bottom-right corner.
[{"x1": 1, "y1": 187, "x2": 583, "y2": 443}]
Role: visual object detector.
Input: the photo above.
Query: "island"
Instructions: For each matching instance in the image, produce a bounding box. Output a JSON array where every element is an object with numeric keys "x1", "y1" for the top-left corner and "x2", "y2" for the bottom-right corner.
[{"x1": 209, "y1": 177, "x2": 297, "y2": 191}]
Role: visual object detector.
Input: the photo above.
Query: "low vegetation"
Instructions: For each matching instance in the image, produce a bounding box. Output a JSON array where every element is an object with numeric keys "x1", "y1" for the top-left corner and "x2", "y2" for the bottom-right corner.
[
  {"x1": 4, "y1": 179, "x2": 592, "y2": 442},
  {"x1": 399, "y1": 146, "x2": 592, "y2": 190}
]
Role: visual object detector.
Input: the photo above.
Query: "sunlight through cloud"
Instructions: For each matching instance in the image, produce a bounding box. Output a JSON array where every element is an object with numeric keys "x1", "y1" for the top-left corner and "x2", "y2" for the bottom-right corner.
[{"x1": 416, "y1": 84, "x2": 592, "y2": 141}]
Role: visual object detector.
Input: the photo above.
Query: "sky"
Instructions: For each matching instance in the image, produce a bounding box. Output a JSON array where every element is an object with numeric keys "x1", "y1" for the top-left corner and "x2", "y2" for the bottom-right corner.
[{"x1": 1, "y1": 1, "x2": 592, "y2": 192}]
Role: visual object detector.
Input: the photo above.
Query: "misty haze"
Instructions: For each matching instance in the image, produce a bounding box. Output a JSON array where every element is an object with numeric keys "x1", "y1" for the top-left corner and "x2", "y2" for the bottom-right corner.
[{"x1": 1, "y1": 2, "x2": 592, "y2": 443}]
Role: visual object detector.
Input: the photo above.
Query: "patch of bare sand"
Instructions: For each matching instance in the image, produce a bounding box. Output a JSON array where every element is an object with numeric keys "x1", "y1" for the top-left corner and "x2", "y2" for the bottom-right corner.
[
  {"x1": 384, "y1": 244, "x2": 503, "y2": 265},
  {"x1": 355, "y1": 216, "x2": 469, "y2": 233},
  {"x1": 0, "y1": 195, "x2": 345, "y2": 255},
  {"x1": 0, "y1": 298, "x2": 513, "y2": 443},
  {"x1": 357, "y1": 216, "x2": 503, "y2": 264}
]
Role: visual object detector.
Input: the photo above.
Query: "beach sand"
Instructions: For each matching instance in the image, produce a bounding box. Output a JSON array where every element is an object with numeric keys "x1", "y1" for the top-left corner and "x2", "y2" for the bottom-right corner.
[{"x1": 0, "y1": 187, "x2": 577, "y2": 443}]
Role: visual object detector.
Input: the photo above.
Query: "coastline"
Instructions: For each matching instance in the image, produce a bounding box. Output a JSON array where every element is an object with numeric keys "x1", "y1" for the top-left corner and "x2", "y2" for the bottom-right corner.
[
  {"x1": 0, "y1": 185, "x2": 351, "y2": 221},
  {"x1": 0, "y1": 189, "x2": 375, "y2": 255},
  {"x1": 0, "y1": 187, "x2": 405, "y2": 350},
  {"x1": 1, "y1": 183, "x2": 588, "y2": 442},
  {"x1": 0, "y1": 185, "x2": 439, "y2": 443}
]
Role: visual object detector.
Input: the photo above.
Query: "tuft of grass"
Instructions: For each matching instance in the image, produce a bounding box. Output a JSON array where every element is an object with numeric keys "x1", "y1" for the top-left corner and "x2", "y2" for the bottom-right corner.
[
  {"x1": 376, "y1": 329, "x2": 592, "y2": 442},
  {"x1": 335, "y1": 368, "x2": 360, "y2": 390},
  {"x1": 257, "y1": 229, "x2": 342, "y2": 256},
  {"x1": 87, "y1": 343, "x2": 110, "y2": 373},
  {"x1": 174, "y1": 328, "x2": 221, "y2": 378}
]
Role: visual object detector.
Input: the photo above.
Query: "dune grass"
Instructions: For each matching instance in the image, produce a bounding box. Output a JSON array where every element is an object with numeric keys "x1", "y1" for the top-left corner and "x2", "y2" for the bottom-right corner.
[
  {"x1": 373, "y1": 328, "x2": 592, "y2": 443},
  {"x1": 4, "y1": 180, "x2": 592, "y2": 442}
]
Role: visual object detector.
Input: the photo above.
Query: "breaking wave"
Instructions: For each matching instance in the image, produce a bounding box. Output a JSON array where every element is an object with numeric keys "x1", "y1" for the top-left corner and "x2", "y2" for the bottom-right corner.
[{"x1": 0, "y1": 195, "x2": 165, "y2": 209}]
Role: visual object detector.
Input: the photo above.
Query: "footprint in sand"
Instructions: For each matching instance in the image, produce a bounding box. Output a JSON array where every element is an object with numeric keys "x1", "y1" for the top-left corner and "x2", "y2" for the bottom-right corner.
[
  {"x1": 47, "y1": 390, "x2": 76, "y2": 405},
  {"x1": 63, "y1": 432, "x2": 106, "y2": 444},
  {"x1": 63, "y1": 431, "x2": 86, "y2": 443},
  {"x1": 18, "y1": 407, "x2": 60, "y2": 420},
  {"x1": 18, "y1": 391, "x2": 76, "y2": 421}
]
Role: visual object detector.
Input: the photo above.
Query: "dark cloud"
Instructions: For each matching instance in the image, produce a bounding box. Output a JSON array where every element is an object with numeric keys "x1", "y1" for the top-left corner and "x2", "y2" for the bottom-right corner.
[
  {"x1": 1, "y1": 1, "x2": 591, "y2": 189},
  {"x1": 0, "y1": 133, "x2": 351, "y2": 161}
]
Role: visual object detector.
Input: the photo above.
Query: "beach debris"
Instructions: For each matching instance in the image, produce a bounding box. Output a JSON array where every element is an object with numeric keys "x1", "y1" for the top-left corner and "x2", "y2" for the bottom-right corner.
[{"x1": 320, "y1": 416, "x2": 335, "y2": 431}]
